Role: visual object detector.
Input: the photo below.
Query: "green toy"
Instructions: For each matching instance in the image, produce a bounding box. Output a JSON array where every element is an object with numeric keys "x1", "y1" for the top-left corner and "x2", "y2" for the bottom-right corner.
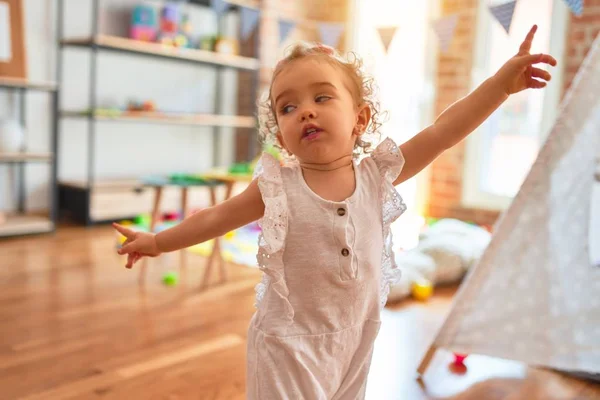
[{"x1": 162, "y1": 271, "x2": 178, "y2": 286}]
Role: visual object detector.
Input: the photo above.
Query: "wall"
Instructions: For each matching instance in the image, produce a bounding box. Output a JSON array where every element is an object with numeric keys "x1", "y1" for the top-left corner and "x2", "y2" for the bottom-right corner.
[
  {"x1": 1, "y1": 0, "x2": 240, "y2": 213},
  {"x1": 427, "y1": 0, "x2": 600, "y2": 226}
]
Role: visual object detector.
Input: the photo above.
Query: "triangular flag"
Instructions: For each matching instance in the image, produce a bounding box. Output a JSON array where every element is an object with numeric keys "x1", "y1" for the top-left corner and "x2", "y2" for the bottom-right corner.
[
  {"x1": 562, "y1": 0, "x2": 583, "y2": 16},
  {"x1": 432, "y1": 14, "x2": 458, "y2": 53},
  {"x1": 317, "y1": 22, "x2": 345, "y2": 49},
  {"x1": 278, "y1": 19, "x2": 295, "y2": 44},
  {"x1": 489, "y1": 1, "x2": 517, "y2": 34},
  {"x1": 240, "y1": 7, "x2": 260, "y2": 41},
  {"x1": 377, "y1": 26, "x2": 398, "y2": 52},
  {"x1": 211, "y1": 0, "x2": 229, "y2": 16}
]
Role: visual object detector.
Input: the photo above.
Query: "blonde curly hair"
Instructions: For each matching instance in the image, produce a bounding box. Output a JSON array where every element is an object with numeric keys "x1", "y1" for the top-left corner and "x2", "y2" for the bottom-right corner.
[{"x1": 258, "y1": 42, "x2": 386, "y2": 159}]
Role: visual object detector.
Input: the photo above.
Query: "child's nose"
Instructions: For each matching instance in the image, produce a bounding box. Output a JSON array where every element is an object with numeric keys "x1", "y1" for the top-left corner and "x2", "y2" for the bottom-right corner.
[{"x1": 298, "y1": 108, "x2": 316, "y2": 122}]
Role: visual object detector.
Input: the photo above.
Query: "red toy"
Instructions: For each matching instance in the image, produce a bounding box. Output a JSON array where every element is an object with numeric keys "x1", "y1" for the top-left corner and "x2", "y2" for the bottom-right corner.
[{"x1": 452, "y1": 352, "x2": 468, "y2": 366}]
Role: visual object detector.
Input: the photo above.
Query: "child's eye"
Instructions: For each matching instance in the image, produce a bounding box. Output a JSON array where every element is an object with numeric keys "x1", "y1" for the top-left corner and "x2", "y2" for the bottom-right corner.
[
  {"x1": 315, "y1": 95, "x2": 331, "y2": 103},
  {"x1": 281, "y1": 105, "x2": 296, "y2": 114}
]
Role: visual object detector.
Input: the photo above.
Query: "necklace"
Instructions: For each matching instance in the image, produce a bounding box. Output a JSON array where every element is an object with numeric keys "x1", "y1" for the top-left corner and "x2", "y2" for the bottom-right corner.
[
  {"x1": 300, "y1": 162, "x2": 353, "y2": 172},
  {"x1": 299, "y1": 154, "x2": 354, "y2": 172}
]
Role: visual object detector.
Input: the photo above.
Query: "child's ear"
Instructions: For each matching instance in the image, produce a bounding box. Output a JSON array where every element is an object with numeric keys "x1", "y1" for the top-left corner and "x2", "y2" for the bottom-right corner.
[
  {"x1": 354, "y1": 103, "x2": 371, "y2": 136},
  {"x1": 276, "y1": 132, "x2": 292, "y2": 155}
]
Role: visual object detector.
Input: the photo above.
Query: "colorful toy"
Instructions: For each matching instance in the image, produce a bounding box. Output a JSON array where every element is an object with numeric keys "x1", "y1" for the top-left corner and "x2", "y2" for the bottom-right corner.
[
  {"x1": 127, "y1": 100, "x2": 156, "y2": 112},
  {"x1": 228, "y1": 163, "x2": 252, "y2": 175},
  {"x1": 199, "y1": 36, "x2": 217, "y2": 51},
  {"x1": 130, "y1": 4, "x2": 158, "y2": 42},
  {"x1": 162, "y1": 271, "x2": 178, "y2": 286},
  {"x1": 156, "y1": 3, "x2": 192, "y2": 48},
  {"x1": 452, "y1": 353, "x2": 468, "y2": 367},
  {"x1": 411, "y1": 279, "x2": 433, "y2": 301},
  {"x1": 214, "y1": 37, "x2": 239, "y2": 55},
  {"x1": 134, "y1": 213, "x2": 151, "y2": 228}
]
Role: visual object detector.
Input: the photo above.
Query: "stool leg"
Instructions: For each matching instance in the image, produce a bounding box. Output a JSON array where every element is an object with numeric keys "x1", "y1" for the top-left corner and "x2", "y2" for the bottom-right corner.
[
  {"x1": 150, "y1": 187, "x2": 163, "y2": 232},
  {"x1": 180, "y1": 187, "x2": 189, "y2": 275},
  {"x1": 219, "y1": 182, "x2": 235, "y2": 283},
  {"x1": 201, "y1": 186, "x2": 220, "y2": 287}
]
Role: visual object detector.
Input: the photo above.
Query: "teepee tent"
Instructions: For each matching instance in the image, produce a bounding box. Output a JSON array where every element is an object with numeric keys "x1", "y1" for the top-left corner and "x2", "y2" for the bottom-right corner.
[{"x1": 418, "y1": 33, "x2": 600, "y2": 377}]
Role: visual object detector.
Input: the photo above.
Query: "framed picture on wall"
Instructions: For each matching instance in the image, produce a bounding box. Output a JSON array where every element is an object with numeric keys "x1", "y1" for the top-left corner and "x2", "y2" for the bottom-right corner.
[{"x1": 0, "y1": 0, "x2": 27, "y2": 79}]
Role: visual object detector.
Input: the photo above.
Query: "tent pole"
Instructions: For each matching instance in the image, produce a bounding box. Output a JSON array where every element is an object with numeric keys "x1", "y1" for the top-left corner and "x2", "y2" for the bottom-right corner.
[{"x1": 417, "y1": 344, "x2": 438, "y2": 376}]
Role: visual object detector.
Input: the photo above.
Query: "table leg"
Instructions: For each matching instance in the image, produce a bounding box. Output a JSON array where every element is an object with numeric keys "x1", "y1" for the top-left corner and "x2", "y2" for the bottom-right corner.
[
  {"x1": 180, "y1": 187, "x2": 189, "y2": 275},
  {"x1": 219, "y1": 182, "x2": 235, "y2": 283}
]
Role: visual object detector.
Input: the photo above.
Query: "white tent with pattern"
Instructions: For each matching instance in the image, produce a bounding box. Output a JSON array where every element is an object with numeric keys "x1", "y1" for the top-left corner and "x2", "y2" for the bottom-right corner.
[{"x1": 418, "y1": 33, "x2": 600, "y2": 377}]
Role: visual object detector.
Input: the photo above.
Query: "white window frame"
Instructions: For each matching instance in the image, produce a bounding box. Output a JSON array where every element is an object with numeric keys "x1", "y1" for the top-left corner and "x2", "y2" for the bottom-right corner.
[
  {"x1": 461, "y1": 0, "x2": 569, "y2": 210},
  {"x1": 347, "y1": 0, "x2": 439, "y2": 217}
]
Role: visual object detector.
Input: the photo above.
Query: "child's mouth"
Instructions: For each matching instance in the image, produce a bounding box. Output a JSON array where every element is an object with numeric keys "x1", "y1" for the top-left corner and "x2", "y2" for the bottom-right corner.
[{"x1": 303, "y1": 127, "x2": 322, "y2": 140}]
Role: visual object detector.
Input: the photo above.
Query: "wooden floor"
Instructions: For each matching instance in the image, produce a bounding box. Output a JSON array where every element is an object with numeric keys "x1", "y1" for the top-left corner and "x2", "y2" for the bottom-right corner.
[{"x1": 1, "y1": 225, "x2": 599, "y2": 400}]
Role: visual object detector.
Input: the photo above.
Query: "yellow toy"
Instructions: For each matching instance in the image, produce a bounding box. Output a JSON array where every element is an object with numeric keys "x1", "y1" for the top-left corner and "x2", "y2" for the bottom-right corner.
[{"x1": 411, "y1": 279, "x2": 433, "y2": 301}]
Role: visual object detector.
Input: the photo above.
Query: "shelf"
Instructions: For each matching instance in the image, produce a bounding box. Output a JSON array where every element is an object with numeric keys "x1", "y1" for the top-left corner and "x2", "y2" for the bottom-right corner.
[
  {"x1": 0, "y1": 77, "x2": 57, "y2": 91},
  {"x1": 0, "y1": 214, "x2": 54, "y2": 237},
  {"x1": 59, "y1": 178, "x2": 143, "y2": 190},
  {"x1": 0, "y1": 153, "x2": 53, "y2": 163},
  {"x1": 61, "y1": 35, "x2": 260, "y2": 70},
  {"x1": 61, "y1": 110, "x2": 256, "y2": 128}
]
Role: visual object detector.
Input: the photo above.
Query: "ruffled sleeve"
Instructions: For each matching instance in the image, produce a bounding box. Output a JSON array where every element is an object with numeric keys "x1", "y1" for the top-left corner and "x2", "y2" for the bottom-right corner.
[
  {"x1": 252, "y1": 154, "x2": 294, "y2": 323},
  {"x1": 371, "y1": 137, "x2": 407, "y2": 307}
]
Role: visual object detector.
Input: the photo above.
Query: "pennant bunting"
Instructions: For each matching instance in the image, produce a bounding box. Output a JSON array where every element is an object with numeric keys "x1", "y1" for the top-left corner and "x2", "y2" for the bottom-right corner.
[
  {"x1": 318, "y1": 22, "x2": 345, "y2": 48},
  {"x1": 279, "y1": 19, "x2": 296, "y2": 44},
  {"x1": 489, "y1": 1, "x2": 517, "y2": 34},
  {"x1": 240, "y1": 7, "x2": 260, "y2": 40},
  {"x1": 211, "y1": 0, "x2": 229, "y2": 16},
  {"x1": 432, "y1": 14, "x2": 458, "y2": 53},
  {"x1": 562, "y1": 0, "x2": 583, "y2": 16},
  {"x1": 377, "y1": 26, "x2": 398, "y2": 52}
]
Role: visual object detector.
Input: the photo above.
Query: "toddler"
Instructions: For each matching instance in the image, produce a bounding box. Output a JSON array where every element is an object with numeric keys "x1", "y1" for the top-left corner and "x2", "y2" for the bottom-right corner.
[{"x1": 114, "y1": 25, "x2": 556, "y2": 399}]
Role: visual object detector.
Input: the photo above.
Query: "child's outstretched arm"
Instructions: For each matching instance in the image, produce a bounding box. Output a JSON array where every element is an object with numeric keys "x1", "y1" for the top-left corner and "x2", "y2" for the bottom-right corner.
[
  {"x1": 113, "y1": 179, "x2": 265, "y2": 268},
  {"x1": 394, "y1": 24, "x2": 557, "y2": 186}
]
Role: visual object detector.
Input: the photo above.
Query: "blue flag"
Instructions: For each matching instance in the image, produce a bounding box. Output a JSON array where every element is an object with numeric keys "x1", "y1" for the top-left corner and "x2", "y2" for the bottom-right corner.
[{"x1": 489, "y1": 1, "x2": 517, "y2": 34}]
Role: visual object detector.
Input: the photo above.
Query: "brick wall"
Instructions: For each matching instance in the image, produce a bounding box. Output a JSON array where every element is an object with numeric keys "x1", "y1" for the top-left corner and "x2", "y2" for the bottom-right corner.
[
  {"x1": 426, "y1": 0, "x2": 600, "y2": 227},
  {"x1": 235, "y1": 0, "x2": 349, "y2": 161},
  {"x1": 563, "y1": 0, "x2": 600, "y2": 92}
]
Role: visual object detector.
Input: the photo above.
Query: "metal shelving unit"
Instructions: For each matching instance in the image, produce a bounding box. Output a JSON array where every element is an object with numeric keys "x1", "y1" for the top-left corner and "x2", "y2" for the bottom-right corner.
[
  {"x1": 0, "y1": 78, "x2": 58, "y2": 238},
  {"x1": 55, "y1": 0, "x2": 261, "y2": 225}
]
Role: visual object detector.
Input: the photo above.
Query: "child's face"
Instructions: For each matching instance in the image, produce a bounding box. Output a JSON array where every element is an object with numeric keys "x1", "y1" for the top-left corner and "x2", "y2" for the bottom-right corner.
[{"x1": 271, "y1": 58, "x2": 369, "y2": 163}]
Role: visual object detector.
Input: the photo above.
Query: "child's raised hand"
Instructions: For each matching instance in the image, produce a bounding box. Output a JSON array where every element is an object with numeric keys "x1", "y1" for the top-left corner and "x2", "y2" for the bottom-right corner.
[
  {"x1": 113, "y1": 223, "x2": 161, "y2": 268},
  {"x1": 494, "y1": 24, "x2": 557, "y2": 95}
]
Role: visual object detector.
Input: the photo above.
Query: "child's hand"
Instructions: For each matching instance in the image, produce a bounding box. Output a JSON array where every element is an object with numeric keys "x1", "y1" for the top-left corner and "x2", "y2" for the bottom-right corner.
[
  {"x1": 113, "y1": 223, "x2": 161, "y2": 268},
  {"x1": 494, "y1": 24, "x2": 557, "y2": 95}
]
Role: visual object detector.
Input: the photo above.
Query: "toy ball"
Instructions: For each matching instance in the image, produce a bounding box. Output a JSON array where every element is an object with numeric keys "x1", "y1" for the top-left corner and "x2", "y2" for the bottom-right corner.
[
  {"x1": 411, "y1": 279, "x2": 433, "y2": 301},
  {"x1": 224, "y1": 231, "x2": 235, "y2": 240},
  {"x1": 174, "y1": 34, "x2": 188, "y2": 48},
  {"x1": 134, "y1": 214, "x2": 151, "y2": 227},
  {"x1": 162, "y1": 271, "x2": 178, "y2": 286}
]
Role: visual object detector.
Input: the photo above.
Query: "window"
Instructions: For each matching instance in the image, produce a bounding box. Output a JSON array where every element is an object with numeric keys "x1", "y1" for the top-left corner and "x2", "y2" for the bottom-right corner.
[
  {"x1": 349, "y1": 0, "x2": 438, "y2": 250},
  {"x1": 462, "y1": 0, "x2": 568, "y2": 210}
]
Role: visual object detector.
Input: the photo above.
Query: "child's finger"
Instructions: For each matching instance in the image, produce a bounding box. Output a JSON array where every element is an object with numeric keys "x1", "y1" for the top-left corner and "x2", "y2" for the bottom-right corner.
[
  {"x1": 530, "y1": 67, "x2": 552, "y2": 81},
  {"x1": 113, "y1": 223, "x2": 135, "y2": 238},
  {"x1": 518, "y1": 24, "x2": 537, "y2": 55},
  {"x1": 518, "y1": 53, "x2": 557, "y2": 67},
  {"x1": 528, "y1": 78, "x2": 547, "y2": 89},
  {"x1": 126, "y1": 252, "x2": 135, "y2": 268},
  {"x1": 119, "y1": 241, "x2": 140, "y2": 255}
]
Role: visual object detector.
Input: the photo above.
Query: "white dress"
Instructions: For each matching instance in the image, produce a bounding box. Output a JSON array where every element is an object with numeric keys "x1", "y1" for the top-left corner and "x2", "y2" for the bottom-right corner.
[{"x1": 246, "y1": 138, "x2": 406, "y2": 399}]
